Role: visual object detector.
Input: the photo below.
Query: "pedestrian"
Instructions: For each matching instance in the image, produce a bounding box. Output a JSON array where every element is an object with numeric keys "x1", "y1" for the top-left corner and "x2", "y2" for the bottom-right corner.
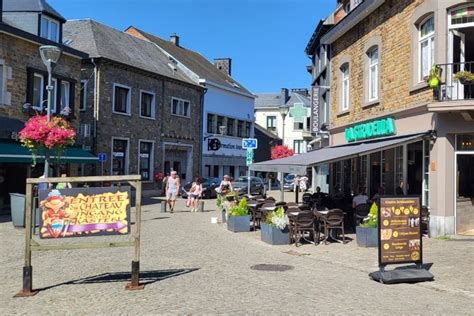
[
  {"x1": 352, "y1": 187, "x2": 369, "y2": 208},
  {"x1": 162, "y1": 173, "x2": 169, "y2": 196},
  {"x1": 56, "y1": 173, "x2": 72, "y2": 189},
  {"x1": 299, "y1": 176, "x2": 308, "y2": 192},
  {"x1": 396, "y1": 180, "x2": 405, "y2": 195},
  {"x1": 188, "y1": 177, "x2": 203, "y2": 212},
  {"x1": 166, "y1": 171, "x2": 180, "y2": 213},
  {"x1": 293, "y1": 175, "x2": 301, "y2": 192},
  {"x1": 217, "y1": 175, "x2": 233, "y2": 196}
]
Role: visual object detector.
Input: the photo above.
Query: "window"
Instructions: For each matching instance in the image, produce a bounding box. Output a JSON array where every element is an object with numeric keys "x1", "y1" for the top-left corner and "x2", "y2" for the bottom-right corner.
[
  {"x1": 112, "y1": 138, "x2": 128, "y2": 175},
  {"x1": 171, "y1": 98, "x2": 191, "y2": 117},
  {"x1": 306, "y1": 117, "x2": 311, "y2": 131},
  {"x1": 140, "y1": 91, "x2": 155, "y2": 118},
  {"x1": 266, "y1": 116, "x2": 276, "y2": 132},
  {"x1": 293, "y1": 140, "x2": 304, "y2": 154},
  {"x1": 207, "y1": 113, "x2": 215, "y2": 133},
  {"x1": 368, "y1": 47, "x2": 379, "y2": 101},
  {"x1": 51, "y1": 78, "x2": 58, "y2": 113},
  {"x1": 245, "y1": 122, "x2": 251, "y2": 137},
  {"x1": 294, "y1": 121, "x2": 304, "y2": 131},
  {"x1": 60, "y1": 81, "x2": 70, "y2": 112},
  {"x1": 217, "y1": 116, "x2": 223, "y2": 132},
  {"x1": 341, "y1": 63, "x2": 350, "y2": 111},
  {"x1": 80, "y1": 80, "x2": 87, "y2": 111},
  {"x1": 0, "y1": 64, "x2": 3, "y2": 104},
  {"x1": 40, "y1": 16, "x2": 59, "y2": 42},
  {"x1": 139, "y1": 141, "x2": 153, "y2": 180},
  {"x1": 419, "y1": 16, "x2": 435, "y2": 81},
  {"x1": 32, "y1": 74, "x2": 44, "y2": 109},
  {"x1": 113, "y1": 84, "x2": 131, "y2": 115},
  {"x1": 227, "y1": 118, "x2": 234, "y2": 136},
  {"x1": 237, "y1": 120, "x2": 244, "y2": 137}
]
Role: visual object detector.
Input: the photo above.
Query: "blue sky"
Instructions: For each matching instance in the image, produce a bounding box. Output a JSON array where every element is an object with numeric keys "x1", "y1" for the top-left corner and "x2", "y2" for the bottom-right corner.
[{"x1": 50, "y1": 0, "x2": 335, "y2": 93}]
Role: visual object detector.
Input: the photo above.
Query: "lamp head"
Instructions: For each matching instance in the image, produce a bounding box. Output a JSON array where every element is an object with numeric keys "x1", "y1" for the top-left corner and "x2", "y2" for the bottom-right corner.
[
  {"x1": 279, "y1": 106, "x2": 289, "y2": 118},
  {"x1": 39, "y1": 45, "x2": 62, "y2": 71}
]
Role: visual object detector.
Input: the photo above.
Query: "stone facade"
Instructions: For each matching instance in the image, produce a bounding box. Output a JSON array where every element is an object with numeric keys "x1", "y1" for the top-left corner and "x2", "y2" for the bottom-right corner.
[
  {"x1": 80, "y1": 59, "x2": 203, "y2": 185},
  {"x1": 330, "y1": 0, "x2": 432, "y2": 131}
]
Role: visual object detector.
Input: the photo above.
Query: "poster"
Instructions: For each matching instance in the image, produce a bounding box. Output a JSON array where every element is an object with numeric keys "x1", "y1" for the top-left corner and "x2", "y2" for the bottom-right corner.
[
  {"x1": 38, "y1": 187, "x2": 131, "y2": 239},
  {"x1": 378, "y1": 196, "x2": 422, "y2": 265}
]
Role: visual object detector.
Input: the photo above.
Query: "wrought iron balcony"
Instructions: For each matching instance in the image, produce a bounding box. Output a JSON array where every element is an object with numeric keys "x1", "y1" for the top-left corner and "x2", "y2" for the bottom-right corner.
[{"x1": 435, "y1": 62, "x2": 474, "y2": 102}]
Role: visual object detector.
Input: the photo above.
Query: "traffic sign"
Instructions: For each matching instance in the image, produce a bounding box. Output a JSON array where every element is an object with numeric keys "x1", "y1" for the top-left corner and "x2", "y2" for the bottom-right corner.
[
  {"x1": 98, "y1": 153, "x2": 107, "y2": 162},
  {"x1": 246, "y1": 149, "x2": 254, "y2": 166},
  {"x1": 242, "y1": 138, "x2": 258, "y2": 149}
]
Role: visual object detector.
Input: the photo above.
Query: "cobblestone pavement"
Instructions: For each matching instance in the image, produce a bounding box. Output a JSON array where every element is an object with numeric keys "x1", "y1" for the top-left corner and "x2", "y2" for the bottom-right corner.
[{"x1": 0, "y1": 193, "x2": 473, "y2": 314}]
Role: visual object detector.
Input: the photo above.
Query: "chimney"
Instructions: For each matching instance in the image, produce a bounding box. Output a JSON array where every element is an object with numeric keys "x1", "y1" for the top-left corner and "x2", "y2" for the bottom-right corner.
[
  {"x1": 170, "y1": 33, "x2": 180, "y2": 46},
  {"x1": 281, "y1": 88, "x2": 289, "y2": 105},
  {"x1": 214, "y1": 58, "x2": 232, "y2": 76}
]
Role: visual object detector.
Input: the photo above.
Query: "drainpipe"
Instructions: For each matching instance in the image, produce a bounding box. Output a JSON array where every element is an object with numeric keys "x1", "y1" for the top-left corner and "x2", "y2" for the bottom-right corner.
[
  {"x1": 91, "y1": 58, "x2": 99, "y2": 171},
  {"x1": 199, "y1": 86, "x2": 207, "y2": 177}
]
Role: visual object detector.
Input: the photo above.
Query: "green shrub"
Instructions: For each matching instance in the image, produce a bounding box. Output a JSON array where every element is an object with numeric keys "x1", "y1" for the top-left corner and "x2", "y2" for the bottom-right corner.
[
  {"x1": 229, "y1": 197, "x2": 249, "y2": 217},
  {"x1": 361, "y1": 203, "x2": 378, "y2": 228}
]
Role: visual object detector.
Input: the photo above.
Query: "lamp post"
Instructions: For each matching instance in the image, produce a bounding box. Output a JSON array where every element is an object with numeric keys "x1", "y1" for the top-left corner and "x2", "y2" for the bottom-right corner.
[
  {"x1": 39, "y1": 45, "x2": 62, "y2": 177},
  {"x1": 278, "y1": 106, "x2": 290, "y2": 202}
]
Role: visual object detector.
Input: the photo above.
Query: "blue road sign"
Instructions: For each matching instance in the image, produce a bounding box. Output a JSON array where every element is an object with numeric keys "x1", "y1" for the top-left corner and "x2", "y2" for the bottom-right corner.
[
  {"x1": 242, "y1": 138, "x2": 258, "y2": 149},
  {"x1": 98, "y1": 153, "x2": 107, "y2": 162}
]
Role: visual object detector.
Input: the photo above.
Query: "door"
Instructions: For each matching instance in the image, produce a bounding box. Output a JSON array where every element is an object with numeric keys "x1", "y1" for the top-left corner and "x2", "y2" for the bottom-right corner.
[
  {"x1": 456, "y1": 154, "x2": 474, "y2": 235},
  {"x1": 449, "y1": 29, "x2": 465, "y2": 100}
]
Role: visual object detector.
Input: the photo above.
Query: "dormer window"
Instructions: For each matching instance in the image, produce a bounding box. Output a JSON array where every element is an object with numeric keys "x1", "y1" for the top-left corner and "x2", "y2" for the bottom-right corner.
[{"x1": 40, "y1": 15, "x2": 60, "y2": 42}]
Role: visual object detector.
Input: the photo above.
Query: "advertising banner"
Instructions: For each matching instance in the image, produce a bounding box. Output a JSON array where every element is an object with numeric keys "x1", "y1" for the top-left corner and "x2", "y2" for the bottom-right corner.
[
  {"x1": 38, "y1": 187, "x2": 131, "y2": 239},
  {"x1": 378, "y1": 196, "x2": 422, "y2": 265},
  {"x1": 310, "y1": 86, "x2": 320, "y2": 134}
]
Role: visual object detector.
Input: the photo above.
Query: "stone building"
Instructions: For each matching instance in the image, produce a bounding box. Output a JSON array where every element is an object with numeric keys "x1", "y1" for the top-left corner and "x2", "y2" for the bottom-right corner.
[
  {"x1": 63, "y1": 20, "x2": 204, "y2": 188},
  {"x1": 0, "y1": 0, "x2": 91, "y2": 208},
  {"x1": 304, "y1": 0, "x2": 474, "y2": 236}
]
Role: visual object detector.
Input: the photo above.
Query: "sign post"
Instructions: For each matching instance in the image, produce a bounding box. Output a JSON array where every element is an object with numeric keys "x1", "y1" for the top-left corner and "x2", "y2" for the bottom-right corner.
[
  {"x1": 369, "y1": 196, "x2": 434, "y2": 284},
  {"x1": 98, "y1": 153, "x2": 107, "y2": 176},
  {"x1": 243, "y1": 139, "x2": 258, "y2": 196}
]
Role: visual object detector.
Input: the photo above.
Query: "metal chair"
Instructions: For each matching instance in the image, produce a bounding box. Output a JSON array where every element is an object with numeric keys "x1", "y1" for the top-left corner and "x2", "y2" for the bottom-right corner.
[
  {"x1": 293, "y1": 211, "x2": 317, "y2": 247},
  {"x1": 320, "y1": 208, "x2": 346, "y2": 244}
]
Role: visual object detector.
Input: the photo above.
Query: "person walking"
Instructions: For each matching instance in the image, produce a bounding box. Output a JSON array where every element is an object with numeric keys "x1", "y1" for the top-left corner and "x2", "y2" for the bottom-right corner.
[
  {"x1": 166, "y1": 171, "x2": 180, "y2": 213},
  {"x1": 189, "y1": 177, "x2": 203, "y2": 212}
]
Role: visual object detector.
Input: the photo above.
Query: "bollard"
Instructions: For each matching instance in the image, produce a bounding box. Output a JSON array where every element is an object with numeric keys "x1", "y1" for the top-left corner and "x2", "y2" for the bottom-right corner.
[
  {"x1": 161, "y1": 201, "x2": 167, "y2": 213},
  {"x1": 198, "y1": 200, "x2": 204, "y2": 212}
]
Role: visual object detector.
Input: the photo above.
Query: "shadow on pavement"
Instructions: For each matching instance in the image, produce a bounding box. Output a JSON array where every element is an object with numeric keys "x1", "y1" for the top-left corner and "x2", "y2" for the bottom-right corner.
[{"x1": 35, "y1": 268, "x2": 199, "y2": 292}]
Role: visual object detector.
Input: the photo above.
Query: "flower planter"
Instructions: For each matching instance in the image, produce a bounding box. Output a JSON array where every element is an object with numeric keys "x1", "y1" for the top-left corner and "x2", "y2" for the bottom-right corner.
[
  {"x1": 260, "y1": 223, "x2": 289, "y2": 245},
  {"x1": 356, "y1": 226, "x2": 378, "y2": 247},
  {"x1": 227, "y1": 215, "x2": 250, "y2": 233}
]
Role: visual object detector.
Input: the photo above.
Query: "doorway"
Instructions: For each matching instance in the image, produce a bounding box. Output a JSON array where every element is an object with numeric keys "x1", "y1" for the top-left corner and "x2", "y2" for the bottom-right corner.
[{"x1": 456, "y1": 154, "x2": 474, "y2": 235}]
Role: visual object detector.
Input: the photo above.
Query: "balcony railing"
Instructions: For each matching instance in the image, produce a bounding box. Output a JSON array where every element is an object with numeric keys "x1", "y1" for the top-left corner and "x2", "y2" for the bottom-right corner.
[{"x1": 435, "y1": 61, "x2": 474, "y2": 102}]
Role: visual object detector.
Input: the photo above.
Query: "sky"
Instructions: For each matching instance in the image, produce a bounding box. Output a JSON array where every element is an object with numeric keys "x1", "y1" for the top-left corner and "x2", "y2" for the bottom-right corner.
[{"x1": 49, "y1": 0, "x2": 335, "y2": 93}]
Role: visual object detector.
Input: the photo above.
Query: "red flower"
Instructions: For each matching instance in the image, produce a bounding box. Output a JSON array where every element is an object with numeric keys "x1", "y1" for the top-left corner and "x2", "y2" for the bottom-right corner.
[{"x1": 271, "y1": 145, "x2": 294, "y2": 160}]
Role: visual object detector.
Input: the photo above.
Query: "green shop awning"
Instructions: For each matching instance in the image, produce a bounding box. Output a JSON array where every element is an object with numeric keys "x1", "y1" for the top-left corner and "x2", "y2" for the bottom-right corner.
[{"x1": 0, "y1": 142, "x2": 99, "y2": 164}]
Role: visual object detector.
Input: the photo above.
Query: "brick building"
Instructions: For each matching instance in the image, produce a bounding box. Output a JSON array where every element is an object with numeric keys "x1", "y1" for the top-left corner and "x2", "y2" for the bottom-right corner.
[
  {"x1": 0, "y1": 0, "x2": 92, "y2": 208},
  {"x1": 304, "y1": 0, "x2": 474, "y2": 236},
  {"x1": 63, "y1": 20, "x2": 204, "y2": 188}
]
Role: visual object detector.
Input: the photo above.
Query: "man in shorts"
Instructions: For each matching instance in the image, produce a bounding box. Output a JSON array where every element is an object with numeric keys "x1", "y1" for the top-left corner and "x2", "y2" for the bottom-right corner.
[{"x1": 166, "y1": 171, "x2": 180, "y2": 213}]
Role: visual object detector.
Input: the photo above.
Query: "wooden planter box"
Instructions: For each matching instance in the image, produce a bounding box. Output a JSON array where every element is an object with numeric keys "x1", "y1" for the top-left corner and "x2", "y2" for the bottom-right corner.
[
  {"x1": 356, "y1": 226, "x2": 378, "y2": 247},
  {"x1": 227, "y1": 215, "x2": 250, "y2": 233},
  {"x1": 260, "y1": 223, "x2": 289, "y2": 245}
]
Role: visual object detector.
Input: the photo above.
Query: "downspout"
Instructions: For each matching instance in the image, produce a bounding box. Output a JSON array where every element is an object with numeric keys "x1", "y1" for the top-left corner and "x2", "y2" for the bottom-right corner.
[
  {"x1": 91, "y1": 58, "x2": 99, "y2": 161},
  {"x1": 199, "y1": 86, "x2": 208, "y2": 176}
]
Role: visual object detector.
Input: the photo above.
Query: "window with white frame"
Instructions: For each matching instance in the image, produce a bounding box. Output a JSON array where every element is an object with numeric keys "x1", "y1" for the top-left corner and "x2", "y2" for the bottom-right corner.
[
  {"x1": 341, "y1": 63, "x2": 350, "y2": 111},
  {"x1": 171, "y1": 98, "x2": 190, "y2": 117},
  {"x1": 293, "y1": 140, "x2": 304, "y2": 154},
  {"x1": 368, "y1": 47, "x2": 379, "y2": 101},
  {"x1": 80, "y1": 80, "x2": 87, "y2": 111},
  {"x1": 140, "y1": 91, "x2": 155, "y2": 118},
  {"x1": 139, "y1": 141, "x2": 153, "y2": 180},
  {"x1": 50, "y1": 78, "x2": 58, "y2": 113},
  {"x1": 60, "y1": 81, "x2": 70, "y2": 112},
  {"x1": 419, "y1": 16, "x2": 435, "y2": 81},
  {"x1": 113, "y1": 84, "x2": 131, "y2": 115},
  {"x1": 33, "y1": 74, "x2": 44, "y2": 109},
  {"x1": 40, "y1": 16, "x2": 59, "y2": 42}
]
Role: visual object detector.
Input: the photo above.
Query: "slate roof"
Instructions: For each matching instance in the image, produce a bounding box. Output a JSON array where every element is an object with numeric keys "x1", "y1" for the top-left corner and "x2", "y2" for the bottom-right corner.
[
  {"x1": 63, "y1": 20, "x2": 198, "y2": 87},
  {"x1": 126, "y1": 26, "x2": 253, "y2": 96},
  {"x1": 3, "y1": 0, "x2": 66, "y2": 22},
  {"x1": 255, "y1": 91, "x2": 310, "y2": 109}
]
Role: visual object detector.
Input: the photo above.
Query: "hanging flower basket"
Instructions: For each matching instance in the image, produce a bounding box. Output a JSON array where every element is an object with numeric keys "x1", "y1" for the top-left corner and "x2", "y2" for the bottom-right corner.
[
  {"x1": 19, "y1": 115, "x2": 76, "y2": 165},
  {"x1": 454, "y1": 70, "x2": 474, "y2": 85}
]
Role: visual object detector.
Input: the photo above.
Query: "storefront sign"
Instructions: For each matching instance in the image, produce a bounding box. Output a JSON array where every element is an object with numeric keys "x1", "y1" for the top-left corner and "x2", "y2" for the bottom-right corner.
[
  {"x1": 289, "y1": 103, "x2": 309, "y2": 123},
  {"x1": 39, "y1": 187, "x2": 131, "y2": 239},
  {"x1": 204, "y1": 137, "x2": 246, "y2": 157},
  {"x1": 378, "y1": 196, "x2": 422, "y2": 265},
  {"x1": 310, "y1": 86, "x2": 320, "y2": 134},
  {"x1": 345, "y1": 117, "x2": 396, "y2": 142}
]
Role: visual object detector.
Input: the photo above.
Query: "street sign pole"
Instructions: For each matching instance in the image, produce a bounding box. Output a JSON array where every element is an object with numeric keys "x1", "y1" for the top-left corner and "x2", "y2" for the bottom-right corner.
[{"x1": 243, "y1": 139, "x2": 257, "y2": 197}]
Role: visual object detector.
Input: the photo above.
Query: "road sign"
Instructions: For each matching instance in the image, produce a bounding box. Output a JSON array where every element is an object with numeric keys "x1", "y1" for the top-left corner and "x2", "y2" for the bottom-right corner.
[
  {"x1": 246, "y1": 149, "x2": 254, "y2": 166},
  {"x1": 98, "y1": 153, "x2": 107, "y2": 162},
  {"x1": 242, "y1": 138, "x2": 258, "y2": 149}
]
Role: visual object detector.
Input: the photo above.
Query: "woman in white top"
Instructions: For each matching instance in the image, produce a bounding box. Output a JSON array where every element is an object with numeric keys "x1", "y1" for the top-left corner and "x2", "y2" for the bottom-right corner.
[
  {"x1": 352, "y1": 187, "x2": 369, "y2": 208},
  {"x1": 189, "y1": 177, "x2": 203, "y2": 212},
  {"x1": 218, "y1": 175, "x2": 233, "y2": 196}
]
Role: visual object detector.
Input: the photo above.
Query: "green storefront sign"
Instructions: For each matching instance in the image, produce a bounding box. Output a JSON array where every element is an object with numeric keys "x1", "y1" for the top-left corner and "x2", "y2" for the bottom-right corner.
[{"x1": 345, "y1": 117, "x2": 396, "y2": 142}]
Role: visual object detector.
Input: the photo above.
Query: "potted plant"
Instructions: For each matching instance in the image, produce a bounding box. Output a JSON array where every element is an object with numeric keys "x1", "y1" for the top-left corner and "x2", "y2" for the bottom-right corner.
[
  {"x1": 356, "y1": 202, "x2": 378, "y2": 247},
  {"x1": 454, "y1": 70, "x2": 474, "y2": 85},
  {"x1": 426, "y1": 65, "x2": 440, "y2": 89},
  {"x1": 261, "y1": 207, "x2": 289, "y2": 245},
  {"x1": 227, "y1": 197, "x2": 250, "y2": 233},
  {"x1": 217, "y1": 191, "x2": 238, "y2": 223}
]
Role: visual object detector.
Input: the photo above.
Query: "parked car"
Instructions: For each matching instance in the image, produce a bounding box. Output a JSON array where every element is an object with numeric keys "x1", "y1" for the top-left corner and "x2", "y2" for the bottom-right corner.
[
  {"x1": 180, "y1": 177, "x2": 220, "y2": 199},
  {"x1": 283, "y1": 174, "x2": 296, "y2": 191},
  {"x1": 232, "y1": 176, "x2": 266, "y2": 196}
]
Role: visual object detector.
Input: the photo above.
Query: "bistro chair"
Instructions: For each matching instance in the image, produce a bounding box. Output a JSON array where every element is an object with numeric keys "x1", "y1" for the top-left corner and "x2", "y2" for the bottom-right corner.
[
  {"x1": 421, "y1": 206, "x2": 430, "y2": 237},
  {"x1": 354, "y1": 203, "x2": 370, "y2": 227},
  {"x1": 302, "y1": 193, "x2": 312, "y2": 205},
  {"x1": 298, "y1": 204, "x2": 312, "y2": 212},
  {"x1": 293, "y1": 211, "x2": 317, "y2": 247},
  {"x1": 248, "y1": 201, "x2": 264, "y2": 231},
  {"x1": 286, "y1": 202, "x2": 299, "y2": 208},
  {"x1": 320, "y1": 208, "x2": 346, "y2": 245}
]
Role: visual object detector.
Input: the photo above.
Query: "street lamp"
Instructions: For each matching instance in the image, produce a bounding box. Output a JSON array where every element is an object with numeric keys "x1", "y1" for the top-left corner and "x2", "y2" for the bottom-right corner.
[
  {"x1": 278, "y1": 106, "x2": 290, "y2": 202},
  {"x1": 39, "y1": 45, "x2": 62, "y2": 177}
]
